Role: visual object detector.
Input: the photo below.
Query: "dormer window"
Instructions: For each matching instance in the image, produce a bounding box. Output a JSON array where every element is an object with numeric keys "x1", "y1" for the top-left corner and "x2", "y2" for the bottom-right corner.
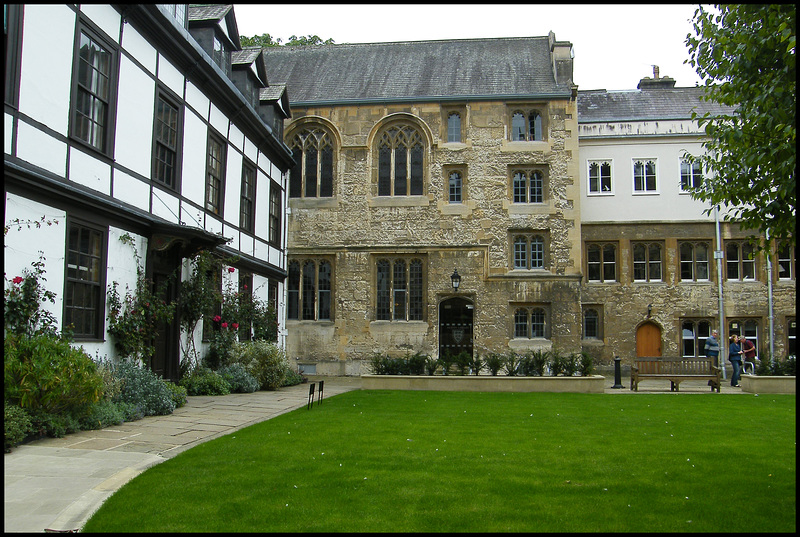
[{"x1": 212, "y1": 35, "x2": 229, "y2": 76}]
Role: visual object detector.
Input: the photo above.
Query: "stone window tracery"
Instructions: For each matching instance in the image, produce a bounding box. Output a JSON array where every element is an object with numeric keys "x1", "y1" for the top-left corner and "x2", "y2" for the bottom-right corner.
[
  {"x1": 376, "y1": 124, "x2": 425, "y2": 196},
  {"x1": 289, "y1": 127, "x2": 334, "y2": 198}
]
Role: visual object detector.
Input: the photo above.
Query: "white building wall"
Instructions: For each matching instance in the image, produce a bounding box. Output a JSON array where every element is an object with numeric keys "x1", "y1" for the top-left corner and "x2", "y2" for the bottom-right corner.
[
  {"x1": 579, "y1": 130, "x2": 715, "y2": 223},
  {"x1": 115, "y1": 54, "x2": 155, "y2": 178},
  {"x1": 17, "y1": 5, "x2": 74, "y2": 136}
]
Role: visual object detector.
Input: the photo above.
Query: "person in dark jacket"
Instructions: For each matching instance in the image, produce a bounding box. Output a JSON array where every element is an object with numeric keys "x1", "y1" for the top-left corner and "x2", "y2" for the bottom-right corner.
[
  {"x1": 728, "y1": 334, "x2": 744, "y2": 387},
  {"x1": 704, "y1": 329, "x2": 721, "y2": 365}
]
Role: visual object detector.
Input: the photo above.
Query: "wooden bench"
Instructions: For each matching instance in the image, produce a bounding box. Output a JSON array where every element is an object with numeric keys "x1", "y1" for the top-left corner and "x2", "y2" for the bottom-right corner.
[{"x1": 631, "y1": 357, "x2": 721, "y2": 392}]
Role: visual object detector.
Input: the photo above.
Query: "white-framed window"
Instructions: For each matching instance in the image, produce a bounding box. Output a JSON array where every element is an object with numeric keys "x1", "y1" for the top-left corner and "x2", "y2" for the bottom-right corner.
[
  {"x1": 632, "y1": 241, "x2": 663, "y2": 282},
  {"x1": 679, "y1": 241, "x2": 711, "y2": 281},
  {"x1": 726, "y1": 241, "x2": 756, "y2": 281},
  {"x1": 588, "y1": 160, "x2": 613, "y2": 194},
  {"x1": 633, "y1": 159, "x2": 658, "y2": 193},
  {"x1": 513, "y1": 305, "x2": 550, "y2": 339},
  {"x1": 512, "y1": 233, "x2": 547, "y2": 270},
  {"x1": 681, "y1": 319, "x2": 712, "y2": 357},
  {"x1": 680, "y1": 159, "x2": 703, "y2": 191}
]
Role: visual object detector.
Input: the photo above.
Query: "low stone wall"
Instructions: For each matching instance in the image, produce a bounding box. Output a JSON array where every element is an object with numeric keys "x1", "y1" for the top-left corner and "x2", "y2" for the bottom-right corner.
[
  {"x1": 740, "y1": 375, "x2": 796, "y2": 394},
  {"x1": 360, "y1": 374, "x2": 605, "y2": 393}
]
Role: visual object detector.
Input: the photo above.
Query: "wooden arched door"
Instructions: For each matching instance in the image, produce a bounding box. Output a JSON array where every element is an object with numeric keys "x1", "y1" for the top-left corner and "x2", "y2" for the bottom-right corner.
[{"x1": 636, "y1": 322, "x2": 662, "y2": 357}]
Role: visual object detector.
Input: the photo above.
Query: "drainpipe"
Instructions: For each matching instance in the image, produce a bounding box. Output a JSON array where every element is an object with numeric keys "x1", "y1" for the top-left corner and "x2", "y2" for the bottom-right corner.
[
  {"x1": 714, "y1": 204, "x2": 726, "y2": 380},
  {"x1": 766, "y1": 229, "x2": 775, "y2": 364}
]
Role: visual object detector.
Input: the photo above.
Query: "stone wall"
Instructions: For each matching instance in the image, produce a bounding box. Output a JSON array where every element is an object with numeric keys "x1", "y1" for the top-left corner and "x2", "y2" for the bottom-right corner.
[{"x1": 285, "y1": 98, "x2": 583, "y2": 374}]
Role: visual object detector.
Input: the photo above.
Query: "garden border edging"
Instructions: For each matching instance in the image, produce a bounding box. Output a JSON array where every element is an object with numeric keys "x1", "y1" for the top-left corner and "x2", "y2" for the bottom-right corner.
[
  {"x1": 360, "y1": 374, "x2": 605, "y2": 393},
  {"x1": 740, "y1": 375, "x2": 796, "y2": 394}
]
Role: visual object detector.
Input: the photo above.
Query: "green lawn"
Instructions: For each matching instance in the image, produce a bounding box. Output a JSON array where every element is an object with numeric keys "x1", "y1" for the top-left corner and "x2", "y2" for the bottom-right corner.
[{"x1": 83, "y1": 391, "x2": 796, "y2": 533}]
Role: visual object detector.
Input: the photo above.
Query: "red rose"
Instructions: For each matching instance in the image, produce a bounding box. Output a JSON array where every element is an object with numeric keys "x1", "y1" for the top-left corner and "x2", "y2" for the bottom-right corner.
[
  {"x1": 228, "y1": 267, "x2": 235, "y2": 273},
  {"x1": 213, "y1": 315, "x2": 221, "y2": 322},
  {"x1": 232, "y1": 323, "x2": 239, "y2": 329},
  {"x1": 12, "y1": 276, "x2": 23, "y2": 284},
  {"x1": 221, "y1": 322, "x2": 228, "y2": 328}
]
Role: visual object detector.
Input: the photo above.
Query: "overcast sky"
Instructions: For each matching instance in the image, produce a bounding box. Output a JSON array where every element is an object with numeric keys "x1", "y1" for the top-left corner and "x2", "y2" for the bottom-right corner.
[{"x1": 233, "y1": 4, "x2": 706, "y2": 91}]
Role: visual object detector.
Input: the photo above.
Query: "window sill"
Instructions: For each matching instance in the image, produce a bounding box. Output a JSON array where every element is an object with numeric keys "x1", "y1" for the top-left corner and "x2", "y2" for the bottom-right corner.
[{"x1": 369, "y1": 195, "x2": 430, "y2": 208}]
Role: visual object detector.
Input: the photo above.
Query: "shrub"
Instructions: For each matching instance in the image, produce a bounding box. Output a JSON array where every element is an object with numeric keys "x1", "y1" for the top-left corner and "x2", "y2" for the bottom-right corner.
[
  {"x1": 502, "y1": 353, "x2": 522, "y2": 376},
  {"x1": 179, "y1": 366, "x2": 231, "y2": 396},
  {"x1": 453, "y1": 351, "x2": 472, "y2": 375},
  {"x1": 218, "y1": 363, "x2": 260, "y2": 393},
  {"x1": 4, "y1": 333, "x2": 103, "y2": 415},
  {"x1": 468, "y1": 354, "x2": 484, "y2": 375},
  {"x1": 578, "y1": 352, "x2": 595, "y2": 376},
  {"x1": 522, "y1": 349, "x2": 548, "y2": 376},
  {"x1": 484, "y1": 353, "x2": 504, "y2": 376},
  {"x1": 165, "y1": 381, "x2": 188, "y2": 408},
  {"x1": 438, "y1": 353, "x2": 455, "y2": 375},
  {"x1": 563, "y1": 353, "x2": 579, "y2": 377},
  {"x1": 281, "y1": 367, "x2": 306, "y2": 387},
  {"x1": 113, "y1": 360, "x2": 176, "y2": 416},
  {"x1": 424, "y1": 355, "x2": 439, "y2": 376},
  {"x1": 27, "y1": 408, "x2": 81, "y2": 438},
  {"x1": 237, "y1": 341, "x2": 288, "y2": 390},
  {"x1": 407, "y1": 352, "x2": 427, "y2": 375},
  {"x1": 79, "y1": 399, "x2": 126, "y2": 431},
  {"x1": 5, "y1": 402, "x2": 33, "y2": 452},
  {"x1": 549, "y1": 349, "x2": 568, "y2": 376},
  {"x1": 756, "y1": 356, "x2": 796, "y2": 376}
]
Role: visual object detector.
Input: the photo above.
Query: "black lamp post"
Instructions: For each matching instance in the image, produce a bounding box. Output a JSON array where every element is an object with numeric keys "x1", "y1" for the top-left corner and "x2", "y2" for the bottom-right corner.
[{"x1": 450, "y1": 269, "x2": 461, "y2": 292}]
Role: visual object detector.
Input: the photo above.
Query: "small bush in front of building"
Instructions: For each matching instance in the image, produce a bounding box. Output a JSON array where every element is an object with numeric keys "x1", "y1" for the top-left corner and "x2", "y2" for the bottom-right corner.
[
  {"x1": 281, "y1": 367, "x2": 306, "y2": 386},
  {"x1": 548, "y1": 349, "x2": 568, "y2": 376},
  {"x1": 502, "y1": 353, "x2": 522, "y2": 376},
  {"x1": 235, "y1": 340, "x2": 288, "y2": 390},
  {"x1": 218, "y1": 363, "x2": 260, "y2": 393},
  {"x1": 424, "y1": 355, "x2": 439, "y2": 375},
  {"x1": 4, "y1": 402, "x2": 33, "y2": 452},
  {"x1": 113, "y1": 360, "x2": 176, "y2": 415},
  {"x1": 484, "y1": 353, "x2": 504, "y2": 376},
  {"x1": 180, "y1": 366, "x2": 231, "y2": 396},
  {"x1": 578, "y1": 352, "x2": 595, "y2": 376},
  {"x1": 755, "y1": 356, "x2": 796, "y2": 376}
]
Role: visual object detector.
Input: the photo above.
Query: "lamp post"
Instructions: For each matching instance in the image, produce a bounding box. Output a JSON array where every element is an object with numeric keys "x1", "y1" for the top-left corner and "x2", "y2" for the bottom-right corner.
[{"x1": 450, "y1": 269, "x2": 461, "y2": 292}]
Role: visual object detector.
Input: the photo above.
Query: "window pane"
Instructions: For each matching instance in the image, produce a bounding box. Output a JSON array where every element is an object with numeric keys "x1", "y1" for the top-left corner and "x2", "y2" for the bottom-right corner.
[
  {"x1": 318, "y1": 261, "x2": 331, "y2": 320},
  {"x1": 695, "y1": 243, "x2": 709, "y2": 280},
  {"x1": 394, "y1": 146, "x2": 407, "y2": 196},
  {"x1": 682, "y1": 321, "x2": 696, "y2": 357},
  {"x1": 530, "y1": 112, "x2": 542, "y2": 141},
  {"x1": 513, "y1": 172, "x2": 526, "y2": 203},
  {"x1": 320, "y1": 145, "x2": 334, "y2": 197},
  {"x1": 514, "y1": 309, "x2": 528, "y2": 338},
  {"x1": 680, "y1": 242, "x2": 694, "y2": 280},
  {"x1": 514, "y1": 237, "x2": 527, "y2": 269},
  {"x1": 449, "y1": 172, "x2": 462, "y2": 203},
  {"x1": 589, "y1": 162, "x2": 599, "y2": 193},
  {"x1": 531, "y1": 309, "x2": 545, "y2": 337},
  {"x1": 603, "y1": 244, "x2": 616, "y2": 281},
  {"x1": 584, "y1": 309, "x2": 599, "y2": 339},
  {"x1": 304, "y1": 146, "x2": 318, "y2": 197},
  {"x1": 448, "y1": 112, "x2": 461, "y2": 143},
  {"x1": 302, "y1": 261, "x2": 315, "y2": 320},
  {"x1": 511, "y1": 113, "x2": 525, "y2": 141},
  {"x1": 648, "y1": 243, "x2": 662, "y2": 280},
  {"x1": 587, "y1": 244, "x2": 601, "y2": 281},
  {"x1": 410, "y1": 143, "x2": 424, "y2": 195},
  {"x1": 287, "y1": 261, "x2": 300, "y2": 319},
  {"x1": 529, "y1": 171, "x2": 543, "y2": 203},
  {"x1": 531, "y1": 237, "x2": 544, "y2": 269},
  {"x1": 393, "y1": 260, "x2": 407, "y2": 320},
  {"x1": 378, "y1": 146, "x2": 391, "y2": 196},
  {"x1": 409, "y1": 259, "x2": 423, "y2": 321},
  {"x1": 633, "y1": 244, "x2": 647, "y2": 280},
  {"x1": 377, "y1": 260, "x2": 391, "y2": 320}
]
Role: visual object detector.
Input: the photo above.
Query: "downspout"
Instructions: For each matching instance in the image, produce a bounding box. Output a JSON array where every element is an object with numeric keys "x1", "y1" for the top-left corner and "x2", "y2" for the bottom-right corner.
[
  {"x1": 714, "y1": 204, "x2": 726, "y2": 380},
  {"x1": 766, "y1": 230, "x2": 775, "y2": 364}
]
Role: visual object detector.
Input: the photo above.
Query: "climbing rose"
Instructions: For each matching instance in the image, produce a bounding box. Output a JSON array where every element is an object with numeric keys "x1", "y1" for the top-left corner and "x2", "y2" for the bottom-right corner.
[{"x1": 12, "y1": 276, "x2": 23, "y2": 284}]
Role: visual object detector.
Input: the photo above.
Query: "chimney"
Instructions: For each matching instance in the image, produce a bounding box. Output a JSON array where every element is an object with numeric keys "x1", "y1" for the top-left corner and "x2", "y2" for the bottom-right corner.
[
  {"x1": 549, "y1": 31, "x2": 575, "y2": 88},
  {"x1": 637, "y1": 64, "x2": 676, "y2": 90}
]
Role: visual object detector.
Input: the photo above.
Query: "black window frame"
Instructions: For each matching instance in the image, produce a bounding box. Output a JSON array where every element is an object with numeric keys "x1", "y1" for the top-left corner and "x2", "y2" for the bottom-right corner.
[
  {"x1": 205, "y1": 131, "x2": 227, "y2": 216},
  {"x1": 152, "y1": 88, "x2": 183, "y2": 191},
  {"x1": 69, "y1": 18, "x2": 119, "y2": 157},
  {"x1": 268, "y1": 181, "x2": 282, "y2": 247},
  {"x1": 63, "y1": 218, "x2": 107, "y2": 340},
  {"x1": 240, "y1": 160, "x2": 257, "y2": 233}
]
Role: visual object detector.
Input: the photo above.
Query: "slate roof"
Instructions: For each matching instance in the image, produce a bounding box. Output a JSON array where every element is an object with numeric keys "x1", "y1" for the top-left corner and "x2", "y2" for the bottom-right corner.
[
  {"x1": 259, "y1": 36, "x2": 570, "y2": 105},
  {"x1": 578, "y1": 86, "x2": 736, "y2": 123}
]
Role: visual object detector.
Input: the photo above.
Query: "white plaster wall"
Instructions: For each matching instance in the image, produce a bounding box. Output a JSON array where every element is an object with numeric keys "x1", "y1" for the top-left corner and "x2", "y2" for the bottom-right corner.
[
  {"x1": 180, "y1": 110, "x2": 208, "y2": 207},
  {"x1": 156, "y1": 54, "x2": 184, "y2": 98},
  {"x1": 16, "y1": 120, "x2": 68, "y2": 177},
  {"x1": 115, "y1": 55, "x2": 155, "y2": 178},
  {"x1": 112, "y1": 168, "x2": 150, "y2": 212},
  {"x1": 79, "y1": 4, "x2": 120, "y2": 44},
  {"x1": 579, "y1": 135, "x2": 716, "y2": 223},
  {"x1": 121, "y1": 21, "x2": 157, "y2": 76},
  {"x1": 3, "y1": 193, "x2": 67, "y2": 328},
  {"x1": 69, "y1": 147, "x2": 112, "y2": 195},
  {"x1": 17, "y1": 4, "x2": 75, "y2": 136}
]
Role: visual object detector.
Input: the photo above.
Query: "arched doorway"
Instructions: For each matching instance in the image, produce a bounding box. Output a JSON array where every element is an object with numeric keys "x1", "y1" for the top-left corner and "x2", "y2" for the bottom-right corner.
[
  {"x1": 636, "y1": 321, "x2": 662, "y2": 357},
  {"x1": 439, "y1": 297, "x2": 474, "y2": 359}
]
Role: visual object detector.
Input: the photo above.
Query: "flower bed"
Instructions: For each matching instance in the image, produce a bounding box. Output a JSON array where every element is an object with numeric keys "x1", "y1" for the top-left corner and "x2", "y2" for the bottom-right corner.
[
  {"x1": 740, "y1": 375, "x2": 796, "y2": 394},
  {"x1": 361, "y1": 374, "x2": 606, "y2": 393}
]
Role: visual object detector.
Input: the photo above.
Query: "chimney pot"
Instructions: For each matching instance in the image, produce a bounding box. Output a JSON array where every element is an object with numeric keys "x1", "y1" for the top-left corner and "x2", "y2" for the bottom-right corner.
[{"x1": 653, "y1": 65, "x2": 660, "y2": 79}]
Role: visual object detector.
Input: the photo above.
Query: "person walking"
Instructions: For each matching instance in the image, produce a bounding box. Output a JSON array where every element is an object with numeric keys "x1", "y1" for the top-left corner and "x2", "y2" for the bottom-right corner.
[
  {"x1": 704, "y1": 329, "x2": 721, "y2": 366},
  {"x1": 728, "y1": 334, "x2": 744, "y2": 387}
]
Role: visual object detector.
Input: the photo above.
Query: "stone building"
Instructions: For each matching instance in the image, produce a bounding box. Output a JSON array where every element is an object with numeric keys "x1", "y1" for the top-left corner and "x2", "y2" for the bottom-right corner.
[
  {"x1": 261, "y1": 34, "x2": 582, "y2": 375},
  {"x1": 578, "y1": 70, "x2": 796, "y2": 365},
  {"x1": 263, "y1": 39, "x2": 795, "y2": 375}
]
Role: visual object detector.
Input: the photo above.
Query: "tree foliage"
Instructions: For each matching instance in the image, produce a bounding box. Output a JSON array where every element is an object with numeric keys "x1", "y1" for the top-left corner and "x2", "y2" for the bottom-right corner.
[
  {"x1": 240, "y1": 33, "x2": 335, "y2": 47},
  {"x1": 684, "y1": 4, "x2": 795, "y2": 251}
]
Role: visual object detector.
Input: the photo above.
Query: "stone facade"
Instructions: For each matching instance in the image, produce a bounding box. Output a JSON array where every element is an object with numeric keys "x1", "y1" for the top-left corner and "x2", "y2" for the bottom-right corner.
[{"x1": 285, "y1": 99, "x2": 582, "y2": 375}]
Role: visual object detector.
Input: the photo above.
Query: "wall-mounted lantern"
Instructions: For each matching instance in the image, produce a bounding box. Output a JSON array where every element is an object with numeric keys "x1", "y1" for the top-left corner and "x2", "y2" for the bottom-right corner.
[
  {"x1": 647, "y1": 304, "x2": 653, "y2": 317},
  {"x1": 451, "y1": 269, "x2": 461, "y2": 292}
]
